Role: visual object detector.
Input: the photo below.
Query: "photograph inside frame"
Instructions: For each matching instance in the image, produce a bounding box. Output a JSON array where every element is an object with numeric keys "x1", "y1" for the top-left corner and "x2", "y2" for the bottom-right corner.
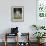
[{"x1": 11, "y1": 6, "x2": 24, "y2": 22}]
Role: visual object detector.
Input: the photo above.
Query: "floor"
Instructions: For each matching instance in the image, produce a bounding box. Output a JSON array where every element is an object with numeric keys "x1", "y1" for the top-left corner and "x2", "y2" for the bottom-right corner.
[{"x1": 0, "y1": 42, "x2": 46, "y2": 46}]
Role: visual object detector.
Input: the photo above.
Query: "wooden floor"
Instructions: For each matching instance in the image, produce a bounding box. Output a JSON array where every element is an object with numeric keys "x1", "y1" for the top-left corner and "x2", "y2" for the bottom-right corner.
[{"x1": 0, "y1": 42, "x2": 46, "y2": 46}]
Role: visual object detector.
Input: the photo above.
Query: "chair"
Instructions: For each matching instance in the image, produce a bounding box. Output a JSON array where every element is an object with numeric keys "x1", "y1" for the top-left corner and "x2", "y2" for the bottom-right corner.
[
  {"x1": 4, "y1": 27, "x2": 19, "y2": 46},
  {"x1": 18, "y1": 33, "x2": 30, "y2": 46},
  {"x1": 4, "y1": 33, "x2": 18, "y2": 46}
]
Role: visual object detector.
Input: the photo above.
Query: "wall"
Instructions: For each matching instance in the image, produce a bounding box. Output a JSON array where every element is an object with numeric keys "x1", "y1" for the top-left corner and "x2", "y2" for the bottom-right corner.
[{"x1": 0, "y1": 0, "x2": 36, "y2": 42}]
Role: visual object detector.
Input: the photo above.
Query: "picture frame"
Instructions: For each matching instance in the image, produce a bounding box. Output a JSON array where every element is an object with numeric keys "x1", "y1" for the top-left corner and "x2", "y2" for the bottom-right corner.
[{"x1": 11, "y1": 6, "x2": 24, "y2": 22}]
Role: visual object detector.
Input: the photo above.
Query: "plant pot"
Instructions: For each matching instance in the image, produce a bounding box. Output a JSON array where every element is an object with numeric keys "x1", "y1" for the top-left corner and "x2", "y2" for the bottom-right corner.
[
  {"x1": 40, "y1": 38, "x2": 45, "y2": 43},
  {"x1": 37, "y1": 39, "x2": 45, "y2": 44}
]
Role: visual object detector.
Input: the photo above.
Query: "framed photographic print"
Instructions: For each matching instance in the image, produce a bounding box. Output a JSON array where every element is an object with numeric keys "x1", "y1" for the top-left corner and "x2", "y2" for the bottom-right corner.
[{"x1": 11, "y1": 6, "x2": 24, "y2": 22}]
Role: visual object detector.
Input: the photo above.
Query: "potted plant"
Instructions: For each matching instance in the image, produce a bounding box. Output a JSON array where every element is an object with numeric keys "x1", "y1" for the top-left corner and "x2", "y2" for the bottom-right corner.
[{"x1": 33, "y1": 32, "x2": 46, "y2": 43}]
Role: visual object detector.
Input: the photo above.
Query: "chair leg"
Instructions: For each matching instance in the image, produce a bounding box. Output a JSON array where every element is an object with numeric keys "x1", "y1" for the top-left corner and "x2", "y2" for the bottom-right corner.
[
  {"x1": 4, "y1": 33, "x2": 7, "y2": 46},
  {"x1": 4, "y1": 41, "x2": 7, "y2": 46}
]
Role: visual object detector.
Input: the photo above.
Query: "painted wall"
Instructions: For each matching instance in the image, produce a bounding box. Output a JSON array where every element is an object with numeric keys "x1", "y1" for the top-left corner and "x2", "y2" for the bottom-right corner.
[
  {"x1": 0, "y1": 0, "x2": 36, "y2": 34},
  {"x1": 0, "y1": 0, "x2": 37, "y2": 42}
]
